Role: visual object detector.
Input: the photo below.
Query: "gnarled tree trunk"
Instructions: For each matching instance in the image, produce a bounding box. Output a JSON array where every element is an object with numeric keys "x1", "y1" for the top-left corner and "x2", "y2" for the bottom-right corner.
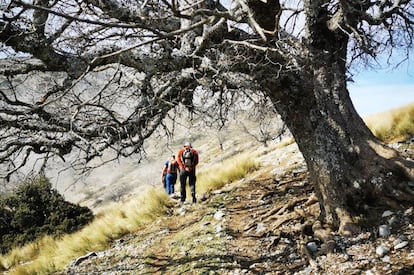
[
  {"x1": 1, "y1": 0, "x2": 413, "y2": 237},
  {"x1": 260, "y1": 25, "x2": 414, "y2": 234}
]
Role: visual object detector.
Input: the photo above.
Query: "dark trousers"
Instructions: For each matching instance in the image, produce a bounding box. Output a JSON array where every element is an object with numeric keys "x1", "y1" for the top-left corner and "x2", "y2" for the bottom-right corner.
[{"x1": 179, "y1": 169, "x2": 196, "y2": 202}]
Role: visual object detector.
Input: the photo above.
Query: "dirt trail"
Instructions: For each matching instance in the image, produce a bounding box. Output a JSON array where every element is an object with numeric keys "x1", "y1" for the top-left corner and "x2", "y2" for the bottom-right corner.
[
  {"x1": 223, "y1": 171, "x2": 318, "y2": 274},
  {"x1": 62, "y1": 167, "x2": 319, "y2": 274},
  {"x1": 62, "y1": 142, "x2": 414, "y2": 275}
]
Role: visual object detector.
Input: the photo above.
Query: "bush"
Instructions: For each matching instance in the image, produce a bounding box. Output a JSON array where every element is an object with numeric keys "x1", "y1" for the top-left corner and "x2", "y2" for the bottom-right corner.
[{"x1": 0, "y1": 176, "x2": 93, "y2": 254}]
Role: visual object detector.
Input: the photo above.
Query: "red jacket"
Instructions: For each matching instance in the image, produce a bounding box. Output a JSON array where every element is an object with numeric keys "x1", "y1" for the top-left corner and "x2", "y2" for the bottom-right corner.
[{"x1": 177, "y1": 146, "x2": 199, "y2": 170}]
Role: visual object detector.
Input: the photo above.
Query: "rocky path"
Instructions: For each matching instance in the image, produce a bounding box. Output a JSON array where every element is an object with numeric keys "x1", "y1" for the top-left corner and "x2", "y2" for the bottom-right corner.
[
  {"x1": 62, "y1": 143, "x2": 414, "y2": 275},
  {"x1": 62, "y1": 168, "x2": 314, "y2": 274}
]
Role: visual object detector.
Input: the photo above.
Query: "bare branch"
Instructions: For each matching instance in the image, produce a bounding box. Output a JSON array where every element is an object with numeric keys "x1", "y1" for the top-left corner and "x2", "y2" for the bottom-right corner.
[{"x1": 0, "y1": 0, "x2": 413, "y2": 181}]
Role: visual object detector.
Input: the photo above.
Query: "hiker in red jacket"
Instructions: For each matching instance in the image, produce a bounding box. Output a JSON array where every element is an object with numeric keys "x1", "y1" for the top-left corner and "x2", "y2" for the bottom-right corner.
[{"x1": 176, "y1": 142, "x2": 199, "y2": 203}]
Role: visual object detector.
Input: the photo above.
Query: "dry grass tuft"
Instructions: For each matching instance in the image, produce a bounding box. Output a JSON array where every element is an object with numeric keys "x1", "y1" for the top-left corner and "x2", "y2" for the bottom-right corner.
[
  {"x1": 364, "y1": 103, "x2": 414, "y2": 142},
  {"x1": 197, "y1": 153, "x2": 260, "y2": 194}
]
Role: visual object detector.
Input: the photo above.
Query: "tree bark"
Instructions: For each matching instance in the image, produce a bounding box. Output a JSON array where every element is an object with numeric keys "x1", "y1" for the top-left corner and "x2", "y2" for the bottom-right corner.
[
  {"x1": 260, "y1": 32, "x2": 414, "y2": 235},
  {"x1": 1, "y1": 0, "x2": 413, "y2": 235}
]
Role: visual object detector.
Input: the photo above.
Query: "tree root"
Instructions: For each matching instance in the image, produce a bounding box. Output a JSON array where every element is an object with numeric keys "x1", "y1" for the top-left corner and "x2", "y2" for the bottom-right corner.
[
  {"x1": 311, "y1": 221, "x2": 340, "y2": 254},
  {"x1": 312, "y1": 221, "x2": 332, "y2": 242},
  {"x1": 382, "y1": 196, "x2": 402, "y2": 209},
  {"x1": 304, "y1": 193, "x2": 318, "y2": 206},
  {"x1": 377, "y1": 182, "x2": 414, "y2": 210},
  {"x1": 243, "y1": 196, "x2": 309, "y2": 232},
  {"x1": 259, "y1": 190, "x2": 278, "y2": 201},
  {"x1": 269, "y1": 210, "x2": 302, "y2": 229},
  {"x1": 299, "y1": 242, "x2": 317, "y2": 267},
  {"x1": 264, "y1": 196, "x2": 308, "y2": 221},
  {"x1": 404, "y1": 186, "x2": 414, "y2": 196},
  {"x1": 259, "y1": 173, "x2": 309, "y2": 201}
]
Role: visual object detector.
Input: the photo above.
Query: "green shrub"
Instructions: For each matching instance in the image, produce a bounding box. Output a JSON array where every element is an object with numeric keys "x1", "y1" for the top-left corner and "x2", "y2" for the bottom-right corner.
[{"x1": 0, "y1": 176, "x2": 93, "y2": 254}]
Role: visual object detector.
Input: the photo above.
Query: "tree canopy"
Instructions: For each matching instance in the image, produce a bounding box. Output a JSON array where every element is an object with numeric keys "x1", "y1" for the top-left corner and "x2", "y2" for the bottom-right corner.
[{"x1": 1, "y1": 0, "x2": 414, "y2": 233}]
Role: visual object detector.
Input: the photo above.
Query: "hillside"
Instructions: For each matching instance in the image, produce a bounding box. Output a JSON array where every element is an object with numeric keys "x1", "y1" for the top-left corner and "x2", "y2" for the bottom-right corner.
[
  {"x1": 47, "y1": 106, "x2": 286, "y2": 212},
  {"x1": 2, "y1": 104, "x2": 414, "y2": 274},
  {"x1": 59, "y1": 139, "x2": 414, "y2": 274},
  {"x1": 54, "y1": 102, "x2": 414, "y2": 213}
]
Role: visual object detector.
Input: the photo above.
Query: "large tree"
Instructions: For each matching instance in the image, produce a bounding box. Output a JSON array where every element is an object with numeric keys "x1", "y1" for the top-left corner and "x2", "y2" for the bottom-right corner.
[{"x1": 0, "y1": 0, "x2": 413, "y2": 235}]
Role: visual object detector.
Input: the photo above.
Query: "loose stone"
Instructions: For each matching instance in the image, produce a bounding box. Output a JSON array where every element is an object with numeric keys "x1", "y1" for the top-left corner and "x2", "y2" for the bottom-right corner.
[
  {"x1": 378, "y1": 225, "x2": 391, "y2": 237},
  {"x1": 394, "y1": 241, "x2": 409, "y2": 250},
  {"x1": 375, "y1": 244, "x2": 389, "y2": 256}
]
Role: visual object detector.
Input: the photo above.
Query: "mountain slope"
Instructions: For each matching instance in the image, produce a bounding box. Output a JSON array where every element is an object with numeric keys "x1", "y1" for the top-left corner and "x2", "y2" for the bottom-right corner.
[
  {"x1": 60, "y1": 141, "x2": 414, "y2": 274},
  {"x1": 3, "y1": 104, "x2": 414, "y2": 274}
]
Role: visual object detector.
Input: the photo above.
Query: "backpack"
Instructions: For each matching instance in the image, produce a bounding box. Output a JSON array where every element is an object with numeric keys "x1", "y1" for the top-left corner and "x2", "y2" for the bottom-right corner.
[
  {"x1": 182, "y1": 148, "x2": 194, "y2": 167},
  {"x1": 167, "y1": 160, "x2": 178, "y2": 173}
]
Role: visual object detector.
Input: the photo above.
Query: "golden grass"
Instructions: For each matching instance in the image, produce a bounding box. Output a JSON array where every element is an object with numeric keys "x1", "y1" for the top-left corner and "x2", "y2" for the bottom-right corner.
[
  {"x1": 5, "y1": 105, "x2": 411, "y2": 273},
  {"x1": 197, "y1": 153, "x2": 260, "y2": 194},
  {"x1": 0, "y1": 187, "x2": 172, "y2": 275},
  {"x1": 364, "y1": 103, "x2": 414, "y2": 142},
  {"x1": 0, "y1": 153, "x2": 259, "y2": 274}
]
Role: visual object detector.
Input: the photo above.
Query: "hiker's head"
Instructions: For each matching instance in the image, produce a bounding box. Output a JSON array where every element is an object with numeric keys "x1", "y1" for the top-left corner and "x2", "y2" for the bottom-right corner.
[
  {"x1": 171, "y1": 155, "x2": 175, "y2": 159},
  {"x1": 184, "y1": 142, "x2": 192, "y2": 148}
]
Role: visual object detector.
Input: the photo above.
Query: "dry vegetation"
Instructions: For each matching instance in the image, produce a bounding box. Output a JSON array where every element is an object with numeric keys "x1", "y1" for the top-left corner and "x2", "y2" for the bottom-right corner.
[
  {"x1": 197, "y1": 153, "x2": 260, "y2": 194},
  {"x1": 0, "y1": 188, "x2": 172, "y2": 274},
  {"x1": 0, "y1": 154, "x2": 259, "y2": 274},
  {"x1": 1, "y1": 104, "x2": 414, "y2": 274},
  {"x1": 364, "y1": 103, "x2": 414, "y2": 142},
  {"x1": 56, "y1": 139, "x2": 414, "y2": 275}
]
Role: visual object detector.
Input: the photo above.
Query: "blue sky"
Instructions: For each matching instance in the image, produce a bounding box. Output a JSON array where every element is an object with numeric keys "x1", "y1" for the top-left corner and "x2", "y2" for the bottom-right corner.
[{"x1": 348, "y1": 61, "x2": 414, "y2": 117}]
